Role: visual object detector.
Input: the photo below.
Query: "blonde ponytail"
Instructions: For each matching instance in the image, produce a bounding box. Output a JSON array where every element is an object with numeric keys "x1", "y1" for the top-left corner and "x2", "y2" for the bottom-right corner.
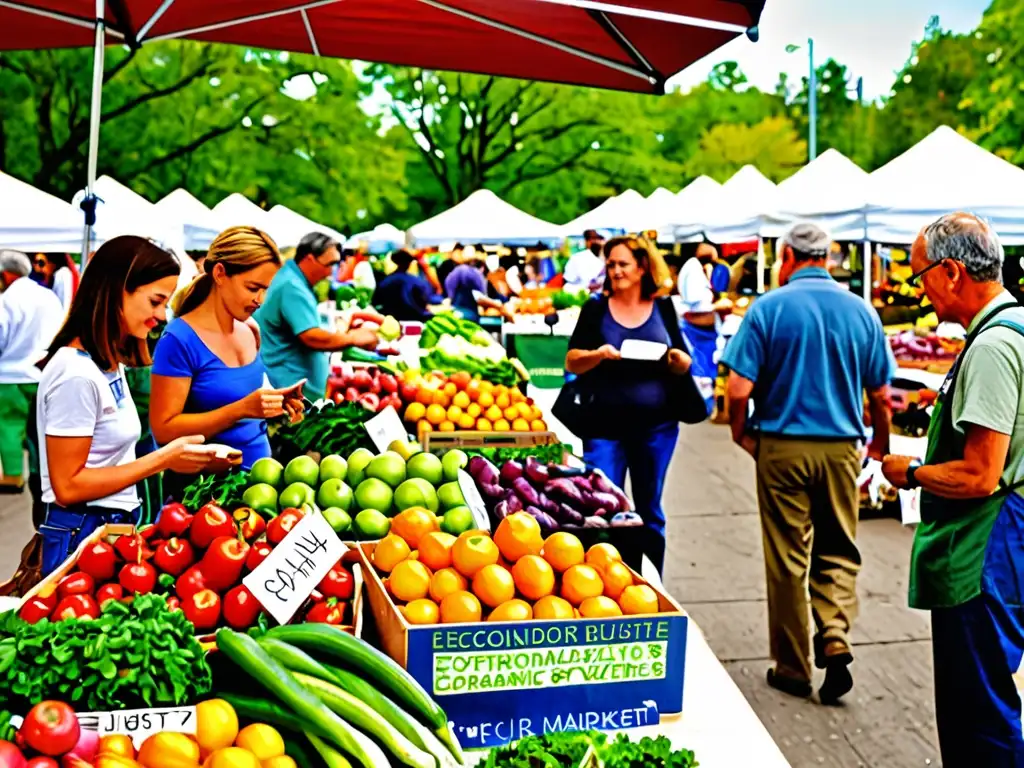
[{"x1": 171, "y1": 271, "x2": 214, "y2": 317}]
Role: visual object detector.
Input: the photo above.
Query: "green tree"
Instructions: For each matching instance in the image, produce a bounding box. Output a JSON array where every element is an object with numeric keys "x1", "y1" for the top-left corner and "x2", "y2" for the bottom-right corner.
[{"x1": 684, "y1": 116, "x2": 807, "y2": 182}]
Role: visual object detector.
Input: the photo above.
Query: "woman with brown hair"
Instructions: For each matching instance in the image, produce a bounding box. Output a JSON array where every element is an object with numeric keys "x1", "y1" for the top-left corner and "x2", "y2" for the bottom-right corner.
[
  {"x1": 563, "y1": 236, "x2": 706, "y2": 576},
  {"x1": 150, "y1": 226, "x2": 302, "y2": 471},
  {"x1": 36, "y1": 236, "x2": 216, "y2": 575}
]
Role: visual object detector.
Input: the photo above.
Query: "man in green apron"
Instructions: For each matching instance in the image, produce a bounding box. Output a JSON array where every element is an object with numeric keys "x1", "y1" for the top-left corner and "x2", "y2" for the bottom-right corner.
[{"x1": 883, "y1": 213, "x2": 1024, "y2": 767}]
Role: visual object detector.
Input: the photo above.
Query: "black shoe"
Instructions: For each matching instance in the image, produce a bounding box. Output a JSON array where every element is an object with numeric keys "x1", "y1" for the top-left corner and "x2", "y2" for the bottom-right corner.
[
  {"x1": 766, "y1": 668, "x2": 812, "y2": 699},
  {"x1": 0, "y1": 483, "x2": 24, "y2": 495},
  {"x1": 819, "y1": 657, "x2": 854, "y2": 706}
]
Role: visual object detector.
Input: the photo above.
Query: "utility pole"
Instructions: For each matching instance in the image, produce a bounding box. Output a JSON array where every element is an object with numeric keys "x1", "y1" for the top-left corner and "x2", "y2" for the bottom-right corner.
[{"x1": 808, "y1": 37, "x2": 817, "y2": 161}]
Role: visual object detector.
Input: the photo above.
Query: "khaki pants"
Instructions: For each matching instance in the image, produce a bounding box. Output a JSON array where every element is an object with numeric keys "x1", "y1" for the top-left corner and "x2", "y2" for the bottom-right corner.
[{"x1": 756, "y1": 435, "x2": 862, "y2": 682}]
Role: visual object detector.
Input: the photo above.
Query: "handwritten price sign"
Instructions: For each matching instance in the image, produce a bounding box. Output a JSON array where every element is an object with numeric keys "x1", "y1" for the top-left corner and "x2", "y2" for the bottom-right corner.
[
  {"x1": 244, "y1": 511, "x2": 347, "y2": 624},
  {"x1": 77, "y1": 707, "x2": 196, "y2": 747}
]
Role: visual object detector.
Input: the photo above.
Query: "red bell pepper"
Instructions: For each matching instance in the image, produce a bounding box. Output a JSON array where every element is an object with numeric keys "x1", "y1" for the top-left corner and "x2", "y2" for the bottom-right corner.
[
  {"x1": 118, "y1": 561, "x2": 157, "y2": 595},
  {"x1": 200, "y1": 536, "x2": 249, "y2": 591},
  {"x1": 113, "y1": 534, "x2": 153, "y2": 564},
  {"x1": 182, "y1": 589, "x2": 221, "y2": 632},
  {"x1": 95, "y1": 583, "x2": 124, "y2": 607},
  {"x1": 52, "y1": 594, "x2": 99, "y2": 621},
  {"x1": 156, "y1": 501, "x2": 193, "y2": 538},
  {"x1": 317, "y1": 564, "x2": 354, "y2": 600},
  {"x1": 175, "y1": 565, "x2": 207, "y2": 600},
  {"x1": 238, "y1": 508, "x2": 266, "y2": 541},
  {"x1": 189, "y1": 503, "x2": 236, "y2": 549},
  {"x1": 76, "y1": 540, "x2": 117, "y2": 582},
  {"x1": 18, "y1": 594, "x2": 56, "y2": 624},
  {"x1": 56, "y1": 572, "x2": 94, "y2": 600},
  {"x1": 266, "y1": 508, "x2": 305, "y2": 545},
  {"x1": 305, "y1": 598, "x2": 345, "y2": 625},
  {"x1": 222, "y1": 584, "x2": 262, "y2": 629},
  {"x1": 246, "y1": 541, "x2": 273, "y2": 571},
  {"x1": 153, "y1": 537, "x2": 195, "y2": 577}
]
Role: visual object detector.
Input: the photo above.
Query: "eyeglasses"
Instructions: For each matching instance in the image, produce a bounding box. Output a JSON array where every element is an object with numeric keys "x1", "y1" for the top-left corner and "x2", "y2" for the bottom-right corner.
[
  {"x1": 33, "y1": 260, "x2": 47, "y2": 268},
  {"x1": 907, "y1": 259, "x2": 945, "y2": 287}
]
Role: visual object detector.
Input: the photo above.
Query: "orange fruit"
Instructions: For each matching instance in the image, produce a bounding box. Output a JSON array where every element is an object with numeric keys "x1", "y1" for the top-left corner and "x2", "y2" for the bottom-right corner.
[
  {"x1": 439, "y1": 421, "x2": 456, "y2": 432},
  {"x1": 478, "y1": 392, "x2": 495, "y2": 409},
  {"x1": 543, "y1": 532, "x2": 585, "y2": 573},
  {"x1": 619, "y1": 585, "x2": 660, "y2": 615},
  {"x1": 452, "y1": 533, "x2": 500, "y2": 578},
  {"x1": 533, "y1": 595, "x2": 575, "y2": 620},
  {"x1": 425, "y1": 404, "x2": 446, "y2": 426},
  {"x1": 484, "y1": 405, "x2": 503, "y2": 422},
  {"x1": 450, "y1": 372, "x2": 472, "y2": 390},
  {"x1": 447, "y1": 405, "x2": 464, "y2": 421},
  {"x1": 373, "y1": 534, "x2": 411, "y2": 573},
  {"x1": 417, "y1": 421, "x2": 433, "y2": 439},
  {"x1": 516, "y1": 403, "x2": 533, "y2": 419},
  {"x1": 511, "y1": 554, "x2": 555, "y2": 600},
  {"x1": 511, "y1": 389, "x2": 526, "y2": 404},
  {"x1": 439, "y1": 590, "x2": 482, "y2": 623},
  {"x1": 503, "y1": 406, "x2": 520, "y2": 421},
  {"x1": 493, "y1": 512, "x2": 544, "y2": 562},
  {"x1": 404, "y1": 402, "x2": 426, "y2": 422},
  {"x1": 530, "y1": 420, "x2": 547, "y2": 432},
  {"x1": 415, "y1": 388, "x2": 434, "y2": 405},
  {"x1": 495, "y1": 392, "x2": 511, "y2": 409},
  {"x1": 601, "y1": 561, "x2": 634, "y2": 600},
  {"x1": 561, "y1": 564, "x2": 604, "y2": 606},
  {"x1": 453, "y1": 391, "x2": 471, "y2": 409},
  {"x1": 488, "y1": 599, "x2": 533, "y2": 622},
  {"x1": 390, "y1": 560, "x2": 433, "y2": 602},
  {"x1": 476, "y1": 419, "x2": 492, "y2": 432},
  {"x1": 466, "y1": 403, "x2": 482, "y2": 418},
  {"x1": 466, "y1": 380, "x2": 482, "y2": 401},
  {"x1": 404, "y1": 598, "x2": 440, "y2": 625},
  {"x1": 579, "y1": 595, "x2": 623, "y2": 618},
  {"x1": 395, "y1": 604, "x2": 407, "y2": 619},
  {"x1": 408, "y1": 550, "x2": 420, "y2": 560},
  {"x1": 418, "y1": 531, "x2": 457, "y2": 571},
  {"x1": 443, "y1": 382, "x2": 458, "y2": 398},
  {"x1": 459, "y1": 413, "x2": 476, "y2": 429},
  {"x1": 586, "y1": 543, "x2": 622, "y2": 570},
  {"x1": 494, "y1": 419, "x2": 511, "y2": 432},
  {"x1": 472, "y1": 564, "x2": 516, "y2": 608},
  {"x1": 429, "y1": 567, "x2": 468, "y2": 602},
  {"x1": 511, "y1": 418, "x2": 530, "y2": 432},
  {"x1": 391, "y1": 507, "x2": 439, "y2": 549}
]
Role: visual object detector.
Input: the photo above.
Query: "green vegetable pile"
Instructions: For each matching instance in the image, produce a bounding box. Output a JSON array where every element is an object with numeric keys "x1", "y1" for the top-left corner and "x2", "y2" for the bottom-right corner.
[
  {"x1": 273, "y1": 400, "x2": 376, "y2": 463},
  {"x1": 335, "y1": 283, "x2": 374, "y2": 310},
  {"x1": 420, "y1": 313, "x2": 493, "y2": 348},
  {"x1": 484, "y1": 731, "x2": 697, "y2": 768},
  {"x1": 462, "y1": 444, "x2": 571, "y2": 466},
  {"x1": 551, "y1": 288, "x2": 591, "y2": 311},
  {"x1": 181, "y1": 468, "x2": 251, "y2": 511},
  {"x1": 0, "y1": 594, "x2": 212, "y2": 711}
]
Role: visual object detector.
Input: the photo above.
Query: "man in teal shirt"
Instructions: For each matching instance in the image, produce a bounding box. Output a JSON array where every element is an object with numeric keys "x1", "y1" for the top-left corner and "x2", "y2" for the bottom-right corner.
[
  {"x1": 256, "y1": 232, "x2": 378, "y2": 399},
  {"x1": 883, "y1": 213, "x2": 1024, "y2": 766}
]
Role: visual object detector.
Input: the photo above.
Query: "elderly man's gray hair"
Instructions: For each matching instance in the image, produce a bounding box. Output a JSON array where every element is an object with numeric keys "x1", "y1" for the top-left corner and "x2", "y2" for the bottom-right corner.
[
  {"x1": 0, "y1": 250, "x2": 31, "y2": 278},
  {"x1": 783, "y1": 222, "x2": 831, "y2": 261},
  {"x1": 922, "y1": 213, "x2": 1004, "y2": 284}
]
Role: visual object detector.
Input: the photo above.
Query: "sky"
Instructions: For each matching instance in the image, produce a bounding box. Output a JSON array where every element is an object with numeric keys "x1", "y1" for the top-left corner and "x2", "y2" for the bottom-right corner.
[{"x1": 668, "y1": 0, "x2": 991, "y2": 99}]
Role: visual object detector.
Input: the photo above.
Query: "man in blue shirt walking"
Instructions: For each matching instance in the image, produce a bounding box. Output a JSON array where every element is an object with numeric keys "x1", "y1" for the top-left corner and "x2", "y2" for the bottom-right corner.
[
  {"x1": 721, "y1": 223, "x2": 895, "y2": 705},
  {"x1": 373, "y1": 250, "x2": 441, "y2": 322}
]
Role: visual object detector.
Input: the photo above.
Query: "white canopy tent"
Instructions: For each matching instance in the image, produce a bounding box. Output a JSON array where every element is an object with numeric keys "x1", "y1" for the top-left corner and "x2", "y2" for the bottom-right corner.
[
  {"x1": 761, "y1": 149, "x2": 870, "y2": 241},
  {"x1": 265, "y1": 206, "x2": 345, "y2": 250},
  {"x1": 563, "y1": 189, "x2": 653, "y2": 235},
  {"x1": 154, "y1": 189, "x2": 221, "y2": 252},
  {"x1": 866, "y1": 126, "x2": 1024, "y2": 246},
  {"x1": 658, "y1": 175, "x2": 724, "y2": 242},
  {"x1": 212, "y1": 194, "x2": 273, "y2": 232},
  {"x1": 73, "y1": 175, "x2": 182, "y2": 251},
  {"x1": 702, "y1": 165, "x2": 777, "y2": 245},
  {"x1": 348, "y1": 223, "x2": 406, "y2": 254},
  {"x1": 408, "y1": 189, "x2": 564, "y2": 247},
  {"x1": 0, "y1": 172, "x2": 86, "y2": 253}
]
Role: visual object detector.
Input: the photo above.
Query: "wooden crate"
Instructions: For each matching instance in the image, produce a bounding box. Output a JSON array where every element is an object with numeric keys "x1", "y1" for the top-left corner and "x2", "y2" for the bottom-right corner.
[{"x1": 422, "y1": 430, "x2": 562, "y2": 452}]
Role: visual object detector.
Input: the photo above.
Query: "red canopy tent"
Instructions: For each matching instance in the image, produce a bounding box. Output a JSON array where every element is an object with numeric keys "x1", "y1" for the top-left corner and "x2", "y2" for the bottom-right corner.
[{"x1": 0, "y1": 0, "x2": 765, "y2": 250}]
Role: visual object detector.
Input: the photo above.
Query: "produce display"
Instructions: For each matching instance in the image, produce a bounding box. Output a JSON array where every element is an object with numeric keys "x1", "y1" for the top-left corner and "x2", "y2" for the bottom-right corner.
[
  {"x1": 416, "y1": 315, "x2": 524, "y2": 387},
  {"x1": 400, "y1": 371, "x2": 548, "y2": 436},
  {"x1": 466, "y1": 455, "x2": 640, "y2": 532},
  {"x1": 888, "y1": 329, "x2": 962, "y2": 364},
  {"x1": 483, "y1": 730, "x2": 696, "y2": 768},
  {"x1": 326, "y1": 363, "x2": 402, "y2": 413},
  {"x1": 549, "y1": 288, "x2": 591, "y2": 311},
  {"x1": 270, "y1": 400, "x2": 376, "y2": 464},
  {"x1": 334, "y1": 283, "x2": 375, "y2": 312},
  {"x1": 370, "y1": 520, "x2": 665, "y2": 623}
]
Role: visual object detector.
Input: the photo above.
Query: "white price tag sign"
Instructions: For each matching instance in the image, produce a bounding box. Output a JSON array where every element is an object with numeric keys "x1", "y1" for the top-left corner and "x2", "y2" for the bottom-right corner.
[
  {"x1": 457, "y1": 468, "x2": 491, "y2": 532},
  {"x1": 77, "y1": 707, "x2": 196, "y2": 747},
  {"x1": 244, "y1": 511, "x2": 347, "y2": 625},
  {"x1": 365, "y1": 405, "x2": 409, "y2": 453},
  {"x1": 900, "y1": 487, "x2": 922, "y2": 526}
]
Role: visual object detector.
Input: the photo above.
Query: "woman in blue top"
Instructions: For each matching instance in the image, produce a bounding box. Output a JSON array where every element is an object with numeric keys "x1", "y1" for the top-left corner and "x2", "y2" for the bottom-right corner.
[{"x1": 150, "y1": 226, "x2": 303, "y2": 470}]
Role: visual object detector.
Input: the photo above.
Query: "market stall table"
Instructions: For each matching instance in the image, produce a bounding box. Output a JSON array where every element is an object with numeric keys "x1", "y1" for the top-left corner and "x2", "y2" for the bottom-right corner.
[{"x1": 502, "y1": 315, "x2": 578, "y2": 390}]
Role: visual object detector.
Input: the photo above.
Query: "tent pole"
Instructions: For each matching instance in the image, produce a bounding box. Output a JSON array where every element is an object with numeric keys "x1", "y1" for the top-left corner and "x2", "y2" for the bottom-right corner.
[
  {"x1": 862, "y1": 239, "x2": 872, "y2": 304},
  {"x1": 80, "y1": 0, "x2": 105, "y2": 266},
  {"x1": 756, "y1": 237, "x2": 765, "y2": 294}
]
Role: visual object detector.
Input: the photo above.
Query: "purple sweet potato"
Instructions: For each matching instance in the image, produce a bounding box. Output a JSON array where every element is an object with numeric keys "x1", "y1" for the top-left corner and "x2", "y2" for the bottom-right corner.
[
  {"x1": 524, "y1": 456, "x2": 550, "y2": 486},
  {"x1": 545, "y1": 478, "x2": 585, "y2": 506},
  {"x1": 500, "y1": 460, "x2": 524, "y2": 485},
  {"x1": 469, "y1": 456, "x2": 500, "y2": 486},
  {"x1": 557, "y1": 503, "x2": 585, "y2": 526},
  {"x1": 513, "y1": 477, "x2": 542, "y2": 507}
]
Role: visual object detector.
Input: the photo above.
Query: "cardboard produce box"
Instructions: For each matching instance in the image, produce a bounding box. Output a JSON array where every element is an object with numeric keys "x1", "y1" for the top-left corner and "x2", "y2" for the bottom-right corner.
[{"x1": 359, "y1": 542, "x2": 688, "y2": 750}]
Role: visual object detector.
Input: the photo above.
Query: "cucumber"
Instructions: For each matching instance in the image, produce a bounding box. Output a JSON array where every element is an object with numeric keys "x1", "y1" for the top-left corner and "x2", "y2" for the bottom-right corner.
[
  {"x1": 220, "y1": 692, "x2": 309, "y2": 735},
  {"x1": 293, "y1": 672, "x2": 436, "y2": 768},
  {"x1": 307, "y1": 734, "x2": 353, "y2": 768},
  {"x1": 216, "y1": 629, "x2": 388, "y2": 768},
  {"x1": 265, "y1": 624, "x2": 447, "y2": 729},
  {"x1": 259, "y1": 637, "x2": 337, "y2": 681}
]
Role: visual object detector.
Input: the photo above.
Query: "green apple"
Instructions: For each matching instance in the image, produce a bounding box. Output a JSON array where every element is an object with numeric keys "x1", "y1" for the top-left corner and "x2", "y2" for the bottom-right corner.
[
  {"x1": 322, "y1": 506, "x2": 352, "y2": 534},
  {"x1": 317, "y1": 478, "x2": 354, "y2": 511},
  {"x1": 442, "y1": 449, "x2": 468, "y2": 483},
  {"x1": 441, "y1": 505, "x2": 474, "y2": 536},
  {"x1": 388, "y1": 439, "x2": 421, "y2": 462},
  {"x1": 354, "y1": 478, "x2": 394, "y2": 515},
  {"x1": 347, "y1": 448, "x2": 375, "y2": 487},
  {"x1": 280, "y1": 481, "x2": 315, "y2": 510},
  {"x1": 242, "y1": 483, "x2": 278, "y2": 515},
  {"x1": 284, "y1": 455, "x2": 319, "y2": 487},
  {"x1": 394, "y1": 478, "x2": 440, "y2": 513},
  {"x1": 250, "y1": 457, "x2": 284, "y2": 489},
  {"x1": 354, "y1": 508, "x2": 391, "y2": 540},
  {"x1": 319, "y1": 454, "x2": 348, "y2": 484},
  {"x1": 407, "y1": 452, "x2": 443, "y2": 487},
  {"x1": 438, "y1": 481, "x2": 467, "y2": 510},
  {"x1": 367, "y1": 451, "x2": 407, "y2": 488}
]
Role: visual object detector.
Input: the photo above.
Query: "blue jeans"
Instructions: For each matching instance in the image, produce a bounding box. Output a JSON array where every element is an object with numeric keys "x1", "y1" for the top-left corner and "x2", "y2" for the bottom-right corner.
[
  {"x1": 584, "y1": 421, "x2": 679, "y2": 575},
  {"x1": 39, "y1": 504, "x2": 139, "y2": 576}
]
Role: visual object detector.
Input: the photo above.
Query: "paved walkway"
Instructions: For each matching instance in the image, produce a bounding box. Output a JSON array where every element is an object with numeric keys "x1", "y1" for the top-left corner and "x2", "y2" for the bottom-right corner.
[{"x1": 0, "y1": 422, "x2": 940, "y2": 766}]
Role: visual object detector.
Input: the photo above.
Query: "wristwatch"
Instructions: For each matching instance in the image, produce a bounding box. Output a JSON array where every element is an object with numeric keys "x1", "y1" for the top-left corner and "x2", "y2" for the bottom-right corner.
[{"x1": 906, "y1": 460, "x2": 923, "y2": 490}]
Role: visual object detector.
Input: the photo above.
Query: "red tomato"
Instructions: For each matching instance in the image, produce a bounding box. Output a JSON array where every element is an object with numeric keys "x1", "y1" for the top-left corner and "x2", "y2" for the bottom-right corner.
[
  {"x1": 200, "y1": 536, "x2": 249, "y2": 591},
  {"x1": 317, "y1": 565, "x2": 353, "y2": 600},
  {"x1": 239, "y1": 509, "x2": 266, "y2": 542},
  {"x1": 56, "y1": 572, "x2": 94, "y2": 600},
  {"x1": 76, "y1": 540, "x2": 117, "y2": 582},
  {"x1": 155, "y1": 502, "x2": 193, "y2": 537},
  {"x1": 306, "y1": 599, "x2": 345, "y2": 625},
  {"x1": 20, "y1": 701, "x2": 80, "y2": 756},
  {"x1": 266, "y1": 509, "x2": 304, "y2": 545},
  {"x1": 222, "y1": 585, "x2": 262, "y2": 630},
  {"x1": 112, "y1": 534, "x2": 153, "y2": 564},
  {"x1": 174, "y1": 566, "x2": 207, "y2": 600},
  {"x1": 152, "y1": 537, "x2": 195, "y2": 577},
  {"x1": 182, "y1": 589, "x2": 221, "y2": 632},
  {"x1": 95, "y1": 583, "x2": 124, "y2": 607},
  {"x1": 25, "y1": 758, "x2": 57, "y2": 768},
  {"x1": 118, "y1": 562, "x2": 157, "y2": 595},
  {"x1": 0, "y1": 741, "x2": 25, "y2": 768},
  {"x1": 17, "y1": 594, "x2": 56, "y2": 624},
  {"x1": 189, "y1": 503, "x2": 236, "y2": 549},
  {"x1": 52, "y1": 594, "x2": 99, "y2": 621},
  {"x1": 246, "y1": 541, "x2": 273, "y2": 571}
]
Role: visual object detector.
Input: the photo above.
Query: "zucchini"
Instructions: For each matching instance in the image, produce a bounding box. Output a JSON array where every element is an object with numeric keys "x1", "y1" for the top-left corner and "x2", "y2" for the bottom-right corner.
[
  {"x1": 307, "y1": 733, "x2": 353, "y2": 768},
  {"x1": 293, "y1": 672, "x2": 436, "y2": 768},
  {"x1": 216, "y1": 629, "x2": 389, "y2": 768},
  {"x1": 220, "y1": 692, "x2": 309, "y2": 736},
  {"x1": 265, "y1": 624, "x2": 447, "y2": 729},
  {"x1": 259, "y1": 637, "x2": 337, "y2": 681}
]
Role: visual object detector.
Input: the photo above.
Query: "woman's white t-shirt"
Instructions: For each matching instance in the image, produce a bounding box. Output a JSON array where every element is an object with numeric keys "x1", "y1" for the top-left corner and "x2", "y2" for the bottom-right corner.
[{"x1": 37, "y1": 347, "x2": 142, "y2": 511}]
